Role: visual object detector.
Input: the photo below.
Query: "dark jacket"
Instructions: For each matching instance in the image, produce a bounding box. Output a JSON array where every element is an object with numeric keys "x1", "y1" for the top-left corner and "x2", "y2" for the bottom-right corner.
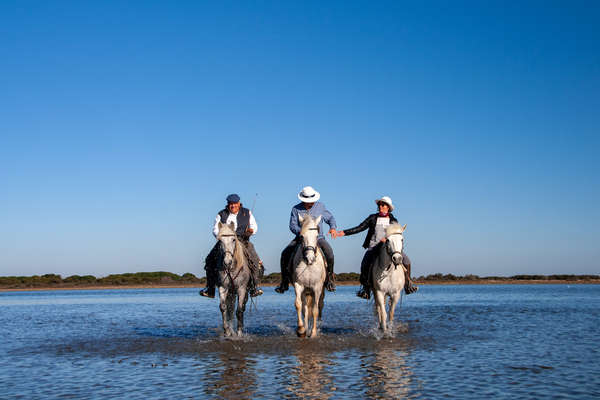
[
  {"x1": 218, "y1": 207, "x2": 251, "y2": 239},
  {"x1": 343, "y1": 213, "x2": 398, "y2": 249}
]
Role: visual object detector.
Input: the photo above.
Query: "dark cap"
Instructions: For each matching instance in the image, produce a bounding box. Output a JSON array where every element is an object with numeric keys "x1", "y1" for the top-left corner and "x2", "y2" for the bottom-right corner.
[{"x1": 226, "y1": 194, "x2": 241, "y2": 203}]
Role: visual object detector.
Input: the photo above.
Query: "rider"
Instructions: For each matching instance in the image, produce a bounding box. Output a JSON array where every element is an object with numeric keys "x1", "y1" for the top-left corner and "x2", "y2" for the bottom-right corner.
[
  {"x1": 199, "y1": 194, "x2": 264, "y2": 298},
  {"x1": 275, "y1": 186, "x2": 338, "y2": 293},
  {"x1": 337, "y1": 196, "x2": 418, "y2": 299}
]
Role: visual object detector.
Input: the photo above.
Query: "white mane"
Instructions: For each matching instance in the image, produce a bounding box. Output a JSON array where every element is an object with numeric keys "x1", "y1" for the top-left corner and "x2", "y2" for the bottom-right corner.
[{"x1": 386, "y1": 223, "x2": 406, "y2": 236}]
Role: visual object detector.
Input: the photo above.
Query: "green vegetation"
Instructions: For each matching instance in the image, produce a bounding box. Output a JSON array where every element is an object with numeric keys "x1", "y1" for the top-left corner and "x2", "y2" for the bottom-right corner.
[
  {"x1": 415, "y1": 274, "x2": 600, "y2": 282},
  {"x1": 0, "y1": 272, "x2": 204, "y2": 289},
  {"x1": 0, "y1": 272, "x2": 598, "y2": 289}
]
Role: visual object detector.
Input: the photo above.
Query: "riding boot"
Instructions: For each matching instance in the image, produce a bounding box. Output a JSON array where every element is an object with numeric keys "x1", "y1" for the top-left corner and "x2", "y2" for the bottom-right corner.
[
  {"x1": 324, "y1": 261, "x2": 336, "y2": 292},
  {"x1": 249, "y1": 261, "x2": 264, "y2": 297},
  {"x1": 356, "y1": 285, "x2": 371, "y2": 300},
  {"x1": 199, "y1": 267, "x2": 217, "y2": 298},
  {"x1": 199, "y1": 286, "x2": 215, "y2": 298},
  {"x1": 276, "y1": 241, "x2": 296, "y2": 293},
  {"x1": 357, "y1": 248, "x2": 375, "y2": 299},
  {"x1": 403, "y1": 260, "x2": 419, "y2": 295},
  {"x1": 275, "y1": 253, "x2": 290, "y2": 294},
  {"x1": 199, "y1": 244, "x2": 219, "y2": 299}
]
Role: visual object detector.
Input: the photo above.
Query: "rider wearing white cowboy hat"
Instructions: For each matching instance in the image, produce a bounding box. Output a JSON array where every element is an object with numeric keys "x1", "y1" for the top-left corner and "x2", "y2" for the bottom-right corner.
[
  {"x1": 199, "y1": 193, "x2": 264, "y2": 299},
  {"x1": 337, "y1": 195, "x2": 418, "y2": 299},
  {"x1": 275, "y1": 186, "x2": 338, "y2": 293}
]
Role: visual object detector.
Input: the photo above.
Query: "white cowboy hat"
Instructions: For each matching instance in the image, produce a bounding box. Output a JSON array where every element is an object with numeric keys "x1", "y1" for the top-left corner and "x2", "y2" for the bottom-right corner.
[
  {"x1": 298, "y1": 186, "x2": 320, "y2": 203},
  {"x1": 375, "y1": 196, "x2": 394, "y2": 211}
]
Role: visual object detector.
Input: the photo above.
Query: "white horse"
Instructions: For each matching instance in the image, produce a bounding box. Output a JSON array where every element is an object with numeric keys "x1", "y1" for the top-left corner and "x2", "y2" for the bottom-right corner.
[
  {"x1": 216, "y1": 222, "x2": 251, "y2": 337},
  {"x1": 291, "y1": 214, "x2": 327, "y2": 338},
  {"x1": 372, "y1": 223, "x2": 407, "y2": 332}
]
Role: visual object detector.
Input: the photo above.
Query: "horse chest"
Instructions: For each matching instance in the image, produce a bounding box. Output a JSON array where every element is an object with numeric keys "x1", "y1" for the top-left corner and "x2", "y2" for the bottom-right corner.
[
  {"x1": 373, "y1": 264, "x2": 404, "y2": 294},
  {"x1": 294, "y1": 259, "x2": 326, "y2": 285}
]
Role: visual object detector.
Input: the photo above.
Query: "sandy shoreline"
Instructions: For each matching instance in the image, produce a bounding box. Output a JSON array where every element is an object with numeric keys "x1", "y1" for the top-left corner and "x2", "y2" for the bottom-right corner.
[{"x1": 1, "y1": 280, "x2": 598, "y2": 292}]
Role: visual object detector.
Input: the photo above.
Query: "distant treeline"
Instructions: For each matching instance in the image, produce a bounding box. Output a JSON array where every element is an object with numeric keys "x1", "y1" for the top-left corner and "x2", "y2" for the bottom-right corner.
[
  {"x1": 415, "y1": 273, "x2": 600, "y2": 282},
  {"x1": 0, "y1": 272, "x2": 598, "y2": 289},
  {"x1": 0, "y1": 272, "x2": 205, "y2": 289}
]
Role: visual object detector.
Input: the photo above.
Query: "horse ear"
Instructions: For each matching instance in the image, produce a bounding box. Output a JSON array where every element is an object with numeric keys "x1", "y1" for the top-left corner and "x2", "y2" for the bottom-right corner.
[
  {"x1": 298, "y1": 214, "x2": 305, "y2": 224},
  {"x1": 315, "y1": 215, "x2": 322, "y2": 225},
  {"x1": 402, "y1": 224, "x2": 407, "y2": 232},
  {"x1": 229, "y1": 222, "x2": 235, "y2": 230},
  {"x1": 218, "y1": 222, "x2": 223, "y2": 229}
]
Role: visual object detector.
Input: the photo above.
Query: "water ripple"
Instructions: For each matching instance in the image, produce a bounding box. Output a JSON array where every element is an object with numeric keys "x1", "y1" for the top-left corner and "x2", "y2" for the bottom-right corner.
[{"x1": 1, "y1": 285, "x2": 599, "y2": 399}]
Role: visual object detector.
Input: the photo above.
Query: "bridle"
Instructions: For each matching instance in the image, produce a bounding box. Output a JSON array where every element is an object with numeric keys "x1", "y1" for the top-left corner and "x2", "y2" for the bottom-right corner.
[
  {"x1": 386, "y1": 233, "x2": 404, "y2": 267},
  {"x1": 219, "y1": 234, "x2": 237, "y2": 268},
  {"x1": 302, "y1": 227, "x2": 319, "y2": 260},
  {"x1": 218, "y1": 233, "x2": 244, "y2": 287}
]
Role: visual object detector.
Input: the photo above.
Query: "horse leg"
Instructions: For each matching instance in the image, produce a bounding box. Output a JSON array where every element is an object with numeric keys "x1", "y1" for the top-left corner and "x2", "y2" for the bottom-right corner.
[
  {"x1": 219, "y1": 287, "x2": 232, "y2": 337},
  {"x1": 236, "y1": 287, "x2": 248, "y2": 336},
  {"x1": 310, "y1": 288, "x2": 321, "y2": 338},
  {"x1": 317, "y1": 289, "x2": 325, "y2": 321},
  {"x1": 374, "y1": 290, "x2": 387, "y2": 332},
  {"x1": 303, "y1": 292, "x2": 310, "y2": 333},
  {"x1": 389, "y1": 292, "x2": 400, "y2": 325},
  {"x1": 294, "y1": 283, "x2": 306, "y2": 338}
]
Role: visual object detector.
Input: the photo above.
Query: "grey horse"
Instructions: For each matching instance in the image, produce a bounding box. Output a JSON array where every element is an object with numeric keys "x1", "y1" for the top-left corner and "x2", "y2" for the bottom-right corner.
[
  {"x1": 216, "y1": 222, "x2": 252, "y2": 337},
  {"x1": 372, "y1": 223, "x2": 407, "y2": 332},
  {"x1": 291, "y1": 214, "x2": 327, "y2": 338}
]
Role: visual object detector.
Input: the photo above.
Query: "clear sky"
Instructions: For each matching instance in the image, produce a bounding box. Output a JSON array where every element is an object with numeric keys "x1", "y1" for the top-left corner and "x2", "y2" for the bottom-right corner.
[{"x1": 1, "y1": 1, "x2": 598, "y2": 278}]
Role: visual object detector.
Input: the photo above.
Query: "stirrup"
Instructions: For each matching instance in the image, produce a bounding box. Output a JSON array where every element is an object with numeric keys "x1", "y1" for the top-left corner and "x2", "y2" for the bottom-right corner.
[
  {"x1": 199, "y1": 288, "x2": 215, "y2": 298},
  {"x1": 356, "y1": 287, "x2": 370, "y2": 299},
  {"x1": 325, "y1": 280, "x2": 336, "y2": 292},
  {"x1": 404, "y1": 282, "x2": 419, "y2": 295},
  {"x1": 250, "y1": 288, "x2": 263, "y2": 297},
  {"x1": 274, "y1": 284, "x2": 288, "y2": 294}
]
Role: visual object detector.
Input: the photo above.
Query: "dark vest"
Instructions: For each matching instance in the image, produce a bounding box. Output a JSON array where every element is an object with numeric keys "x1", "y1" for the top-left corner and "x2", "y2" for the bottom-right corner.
[{"x1": 218, "y1": 207, "x2": 251, "y2": 237}]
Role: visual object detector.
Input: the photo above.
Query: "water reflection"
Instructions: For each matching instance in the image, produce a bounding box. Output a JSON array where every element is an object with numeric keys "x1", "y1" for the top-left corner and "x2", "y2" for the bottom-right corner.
[
  {"x1": 203, "y1": 351, "x2": 257, "y2": 399},
  {"x1": 287, "y1": 345, "x2": 335, "y2": 399},
  {"x1": 361, "y1": 344, "x2": 414, "y2": 399}
]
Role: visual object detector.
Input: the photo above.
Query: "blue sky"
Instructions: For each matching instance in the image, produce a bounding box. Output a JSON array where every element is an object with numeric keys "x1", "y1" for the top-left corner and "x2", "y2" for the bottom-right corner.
[{"x1": 1, "y1": 1, "x2": 598, "y2": 278}]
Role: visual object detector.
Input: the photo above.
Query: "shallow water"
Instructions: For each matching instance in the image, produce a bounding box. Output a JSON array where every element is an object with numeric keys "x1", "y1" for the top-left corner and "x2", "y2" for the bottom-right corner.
[{"x1": 1, "y1": 285, "x2": 599, "y2": 399}]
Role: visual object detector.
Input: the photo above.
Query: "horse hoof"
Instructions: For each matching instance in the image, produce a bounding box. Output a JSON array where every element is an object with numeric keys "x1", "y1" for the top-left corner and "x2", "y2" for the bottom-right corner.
[{"x1": 296, "y1": 328, "x2": 306, "y2": 338}]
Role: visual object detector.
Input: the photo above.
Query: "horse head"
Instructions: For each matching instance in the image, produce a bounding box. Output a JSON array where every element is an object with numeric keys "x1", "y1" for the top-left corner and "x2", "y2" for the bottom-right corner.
[
  {"x1": 298, "y1": 214, "x2": 322, "y2": 265},
  {"x1": 217, "y1": 221, "x2": 237, "y2": 269},
  {"x1": 386, "y1": 223, "x2": 406, "y2": 267}
]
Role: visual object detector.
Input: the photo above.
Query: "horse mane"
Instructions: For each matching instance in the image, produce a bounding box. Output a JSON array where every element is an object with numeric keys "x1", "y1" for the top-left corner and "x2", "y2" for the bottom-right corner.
[
  {"x1": 233, "y1": 236, "x2": 245, "y2": 267},
  {"x1": 386, "y1": 223, "x2": 404, "y2": 236}
]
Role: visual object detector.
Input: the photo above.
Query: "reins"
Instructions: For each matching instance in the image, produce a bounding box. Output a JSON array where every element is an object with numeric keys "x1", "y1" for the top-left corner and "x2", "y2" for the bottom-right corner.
[{"x1": 219, "y1": 235, "x2": 246, "y2": 290}]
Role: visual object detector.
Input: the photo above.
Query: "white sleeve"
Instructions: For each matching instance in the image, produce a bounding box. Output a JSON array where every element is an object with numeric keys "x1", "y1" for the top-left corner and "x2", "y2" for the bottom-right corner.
[
  {"x1": 249, "y1": 211, "x2": 258, "y2": 235},
  {"x1": 212, "y1": 215, "x2": 221, "y2": 237}
]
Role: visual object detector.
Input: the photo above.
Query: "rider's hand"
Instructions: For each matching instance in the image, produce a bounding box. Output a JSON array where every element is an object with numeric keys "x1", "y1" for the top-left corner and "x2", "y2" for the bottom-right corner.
[
  {"x1": 246, "y1": 228, "x2": 254, "y2": 235},
  {"x1": 337, "y1": 230, "x2": 345, "y2": 237},
  {"x1": 329, "y1": 229, "x2": 337, "y2": 239},
  {"x1": 380, "y1": 237, "x2": 387, "y2": 243}
]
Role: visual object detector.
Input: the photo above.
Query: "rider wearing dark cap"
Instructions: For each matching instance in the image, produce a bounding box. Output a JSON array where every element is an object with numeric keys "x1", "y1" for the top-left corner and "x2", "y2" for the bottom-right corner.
[{"x1": 199, "y1": 194, "x2": 264, "y2": 298}]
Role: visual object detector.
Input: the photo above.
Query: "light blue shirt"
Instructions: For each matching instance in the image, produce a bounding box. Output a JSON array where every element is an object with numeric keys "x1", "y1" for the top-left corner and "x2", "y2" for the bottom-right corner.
[{"x1": 289, "y1": 201, "x2": 337, "y2": 239}]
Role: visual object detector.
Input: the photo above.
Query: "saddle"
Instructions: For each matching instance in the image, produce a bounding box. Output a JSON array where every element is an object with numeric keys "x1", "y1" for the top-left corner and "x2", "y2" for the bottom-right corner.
[{"x1": 288, "y1": 242, "x2": 327, "y2": 277}]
